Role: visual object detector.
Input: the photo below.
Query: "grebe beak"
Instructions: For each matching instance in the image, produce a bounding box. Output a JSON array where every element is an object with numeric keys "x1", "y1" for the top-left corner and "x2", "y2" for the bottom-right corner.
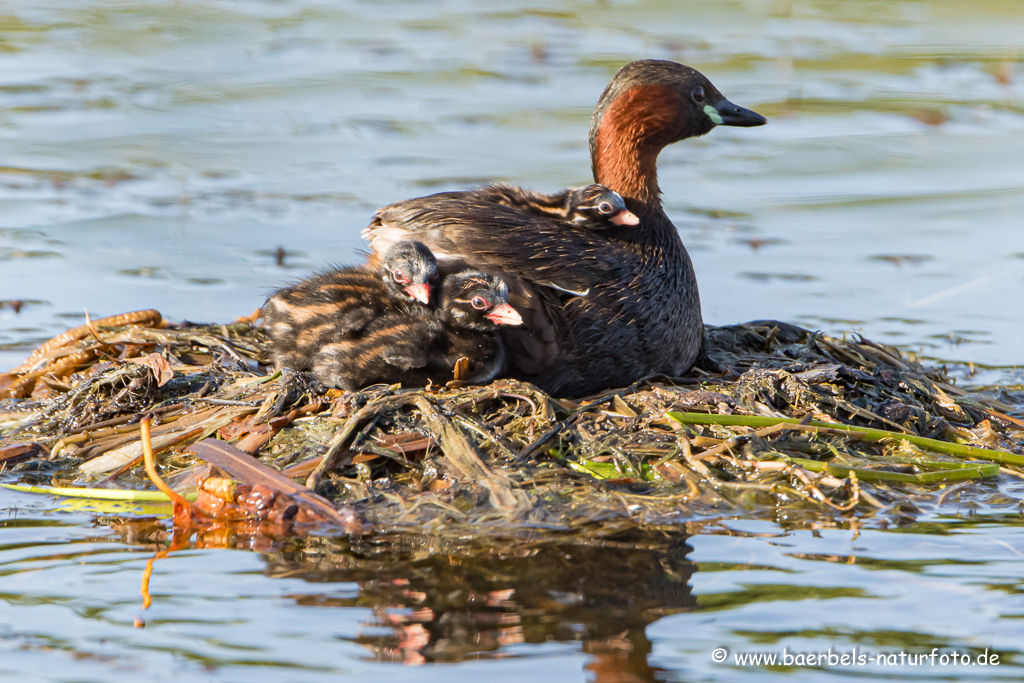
[
  {"x1": 705, "y1": 98, "x2": 767, "y2": 127},
  {"x1": 405, "y1": 283, "x2": 431, "y2": 304},
  {"x1": 485, "y1": 303, "x2": 523, "y2": 326},
  {"x1": 609, "y1": 210, "x2": 640, "y2": 226}
]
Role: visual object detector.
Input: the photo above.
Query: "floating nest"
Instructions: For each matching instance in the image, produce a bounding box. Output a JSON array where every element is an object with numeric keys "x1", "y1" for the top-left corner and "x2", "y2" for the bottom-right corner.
[{"x1": 2, "y1": 310, "x2": 1023, "y2": 538}]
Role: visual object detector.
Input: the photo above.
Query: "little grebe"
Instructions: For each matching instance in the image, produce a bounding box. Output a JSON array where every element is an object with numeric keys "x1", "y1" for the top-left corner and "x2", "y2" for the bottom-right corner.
[
  {"x1": 310, "y1": 270, "x2": 522, "y2": 390},
  {"x1": 262, "y1": 241, "x2": 436, "y2": 371},
  {"x1": 364, "y1": 60, "x2": 766, "y2": 397}
]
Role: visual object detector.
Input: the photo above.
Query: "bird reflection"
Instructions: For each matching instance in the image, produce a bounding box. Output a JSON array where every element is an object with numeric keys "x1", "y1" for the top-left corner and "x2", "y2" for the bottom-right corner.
[{"x1": 261, "y1": 531, "x2": 697, "y2": 679}]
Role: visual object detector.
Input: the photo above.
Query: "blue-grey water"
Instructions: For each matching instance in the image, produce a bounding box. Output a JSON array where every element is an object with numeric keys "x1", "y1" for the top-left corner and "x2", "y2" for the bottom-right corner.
[{"x1": 1, "y1": 1, "x2": 1023, "y2": 681}]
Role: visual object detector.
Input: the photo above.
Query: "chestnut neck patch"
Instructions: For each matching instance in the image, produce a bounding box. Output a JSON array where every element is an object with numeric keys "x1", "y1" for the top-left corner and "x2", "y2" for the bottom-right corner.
[{"x1": 593, "y1": 85, "x2": 684, "y2": 207}]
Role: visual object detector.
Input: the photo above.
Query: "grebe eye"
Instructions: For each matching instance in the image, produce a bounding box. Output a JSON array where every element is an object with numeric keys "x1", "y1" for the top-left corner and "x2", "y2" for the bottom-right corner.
[
  {"x1": 692, "y1": 86, "x2": 706, "y2": 104},
  {"x1": 392, "y1": 270, "x2": 406, "y2": 283},
  {"x1": 598, "y1": 201, "x2": 613, "y2": 214},
  {"x1": 470, "y1": 296, "x2": 488, "y2": 310}
]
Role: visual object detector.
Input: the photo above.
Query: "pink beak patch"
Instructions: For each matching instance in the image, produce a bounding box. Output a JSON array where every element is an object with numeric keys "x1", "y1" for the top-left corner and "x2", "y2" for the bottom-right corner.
[
  {"x1": 609, "y1": 210, "x2": 640, "y2": 226},
  {"x1": 485, "y1": 303, "x2": 523, "y2": 326},
  {"x1": 405, "y1": 283, "x2": 431, "y2": 304}
]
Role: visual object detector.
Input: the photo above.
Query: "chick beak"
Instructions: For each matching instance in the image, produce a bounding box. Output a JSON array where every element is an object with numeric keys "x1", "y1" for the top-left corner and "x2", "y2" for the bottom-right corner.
[
  {"x1": 485, "y1": 303, "x2": 523, "y2": 326},
  {"x1": 405, "y1": 283, "x2": 431, "y2": 304},
  {"x1": 609, "y1": 210, "x2": 640, "y2": 226}
]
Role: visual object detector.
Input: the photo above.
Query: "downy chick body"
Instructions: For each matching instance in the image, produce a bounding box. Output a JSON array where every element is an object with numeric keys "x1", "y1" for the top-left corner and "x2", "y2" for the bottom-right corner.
[
  {"x1": 472, "y1": 183, "x2": 638, "y2": 230},
  {"x1": 311, "y1": 270, "x2": 522, "y2": 390},
  {"x1": 262, "y1": 241, "x2": 436, "y2": 371}
]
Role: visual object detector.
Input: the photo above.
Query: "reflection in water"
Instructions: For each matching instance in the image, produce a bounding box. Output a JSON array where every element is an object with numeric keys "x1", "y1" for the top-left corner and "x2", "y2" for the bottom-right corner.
[
  {"x1": 99, "y1": 518, "x2": 696, "y2": 678},
  {"x1": 5, "y1": 502, "x2": 1024, "y2": 681},
  {"x1": 263, "y1": 533, "x2": 695, "y2": 676}
]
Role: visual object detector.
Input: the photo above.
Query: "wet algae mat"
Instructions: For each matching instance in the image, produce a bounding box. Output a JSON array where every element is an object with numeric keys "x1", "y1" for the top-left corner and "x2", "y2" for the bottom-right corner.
[{"x1": 1, "y1": 310, "x2": 1023, "y2": 544}]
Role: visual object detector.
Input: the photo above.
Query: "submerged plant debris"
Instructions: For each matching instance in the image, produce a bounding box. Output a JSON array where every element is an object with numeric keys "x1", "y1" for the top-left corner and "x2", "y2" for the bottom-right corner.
[{"x1": 2, "y1": 310, "x2": 1023, "y2": 540}]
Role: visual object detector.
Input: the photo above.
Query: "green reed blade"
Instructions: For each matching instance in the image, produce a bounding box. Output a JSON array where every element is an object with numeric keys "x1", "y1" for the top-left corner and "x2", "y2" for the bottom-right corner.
[
  {"x1": 1, "y1": 482, "x2": 197, "y2": 502},
  {"x1": 666, "y1": 412, "x2": 1024, "y2": 467}
]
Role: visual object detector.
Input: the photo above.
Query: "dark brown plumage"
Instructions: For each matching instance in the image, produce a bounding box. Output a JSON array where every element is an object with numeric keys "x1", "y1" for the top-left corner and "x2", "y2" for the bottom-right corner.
[
  {"x1": 310, "y1": 270, "x2": 522, "y2": 390},
  {"x1": 262, "y1": 241, "x2": 437, "y2": 371},
  {"x1": 366, "y1": 193, "x2": 624, "y2": 297},
  {"x1": 363, "y1": 60, "x2": 766, "y2": 397}
]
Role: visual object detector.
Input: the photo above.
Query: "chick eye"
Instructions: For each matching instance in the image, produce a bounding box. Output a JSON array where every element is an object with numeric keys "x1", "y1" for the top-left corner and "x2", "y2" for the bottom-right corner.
[
  {"x1": 392, "y1": 270, "x2": 407, "y2": 283},
  {"x1": 691, "y1": 86, "x2": 706, "y2": 104},
  {"x1": 598, "y1": 201, "x2": 613, "y2": 214},
  {"x1": 470, "y1": 296, "x2": 488, "y2": 310}
]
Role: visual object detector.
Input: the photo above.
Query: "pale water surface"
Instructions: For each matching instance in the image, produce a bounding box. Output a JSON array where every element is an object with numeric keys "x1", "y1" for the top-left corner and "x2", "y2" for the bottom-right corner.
[{"x1": 1, "y1": 1, "x2": 1023, "y2": 681}]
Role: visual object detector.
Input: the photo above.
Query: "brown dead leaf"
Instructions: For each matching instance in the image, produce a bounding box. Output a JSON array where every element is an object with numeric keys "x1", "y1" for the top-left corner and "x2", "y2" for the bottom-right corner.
[
  {"x1": 0, "y1": 443, "x2": 47, "y2": 466},
  {"x1": 217, "y1": 416, "x2": 252, "y2": 441},
  {"x1": 187, "y1": 439, "x2": 370, "y2": 533},
  {"x1": 282, "y1": 456, "x2": 325, "y2": 479},
  {"x1": 127, "y1": 353, "x2": 174, "y2": 386},
  {"x1": 235, "y1": 430, "x2": 273, "y2": 455}
]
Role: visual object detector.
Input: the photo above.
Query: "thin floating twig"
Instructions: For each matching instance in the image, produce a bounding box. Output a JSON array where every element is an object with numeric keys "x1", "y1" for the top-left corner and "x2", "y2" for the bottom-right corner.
[
  {"x1": 191, "y1": 398, "x2": 263, "y2": 407},
  {"x1": 141, "y1": 416, "x2": 193, "y2": 509}
]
